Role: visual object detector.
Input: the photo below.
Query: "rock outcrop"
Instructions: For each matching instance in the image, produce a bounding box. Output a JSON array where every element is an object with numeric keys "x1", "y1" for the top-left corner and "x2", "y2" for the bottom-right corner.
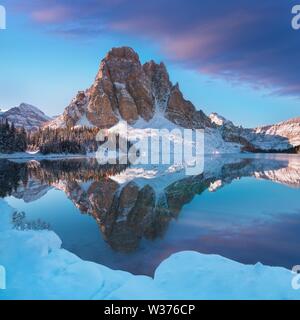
[{"x1": 166, "y1": 84, "x2": 212, "y2": 128}]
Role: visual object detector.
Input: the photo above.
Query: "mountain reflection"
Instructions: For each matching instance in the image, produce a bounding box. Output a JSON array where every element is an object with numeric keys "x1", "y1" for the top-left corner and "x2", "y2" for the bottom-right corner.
[{"x1": 1, "y1": 155, "x2": 300, "y2": 254}]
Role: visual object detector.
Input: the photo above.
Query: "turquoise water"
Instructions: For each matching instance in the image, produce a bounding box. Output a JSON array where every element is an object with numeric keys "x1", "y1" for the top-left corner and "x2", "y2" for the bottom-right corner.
[{"x1": 2, "y1": 155, "x2": 300, "y2": 275}]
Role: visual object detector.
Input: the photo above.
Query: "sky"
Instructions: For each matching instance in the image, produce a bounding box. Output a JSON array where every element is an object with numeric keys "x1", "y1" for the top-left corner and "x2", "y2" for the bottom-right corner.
[{"x1": 0, "y1": 0, "x2": 299, "y2": 127}]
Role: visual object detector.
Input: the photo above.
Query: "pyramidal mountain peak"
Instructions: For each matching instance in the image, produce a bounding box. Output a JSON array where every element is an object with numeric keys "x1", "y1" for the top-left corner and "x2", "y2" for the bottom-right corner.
[{"x1": 48, "y1": 46, "x2": 212, "y2": 130}]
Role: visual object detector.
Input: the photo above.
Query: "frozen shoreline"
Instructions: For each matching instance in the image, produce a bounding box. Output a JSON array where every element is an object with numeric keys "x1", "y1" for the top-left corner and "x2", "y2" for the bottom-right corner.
[{"x1": 0, "y1": 199, "x2": 299, "y2": 300}]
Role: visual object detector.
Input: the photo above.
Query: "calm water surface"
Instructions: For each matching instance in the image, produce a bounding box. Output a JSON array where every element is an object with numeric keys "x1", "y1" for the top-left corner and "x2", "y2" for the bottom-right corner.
[{"x1": 1, "y1": 154, "x2": 300, "y2": 275}]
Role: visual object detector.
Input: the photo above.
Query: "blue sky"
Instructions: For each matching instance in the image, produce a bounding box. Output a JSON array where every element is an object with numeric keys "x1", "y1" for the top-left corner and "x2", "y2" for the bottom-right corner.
[{"x1": 0, "y1": 0, "x2": 299, "y2": 127}]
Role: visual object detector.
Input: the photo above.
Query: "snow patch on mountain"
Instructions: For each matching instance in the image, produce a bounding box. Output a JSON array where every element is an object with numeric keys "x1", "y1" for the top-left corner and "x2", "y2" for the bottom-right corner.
[
  {"x1": 75, "y1": 114, "x2": 95, "y2": 128},
  {"x1": 209, "y1": 112, "x2": 235, "y2": 128},
  {"x1": 46, "y1": 115, "x2": 66, "y2": 129}
]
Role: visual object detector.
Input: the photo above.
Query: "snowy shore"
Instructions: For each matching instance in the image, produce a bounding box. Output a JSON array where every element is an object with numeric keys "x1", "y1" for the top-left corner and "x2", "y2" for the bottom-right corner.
[{"x1": 0, "y1": 199, "x2": 299, "y2": 300}]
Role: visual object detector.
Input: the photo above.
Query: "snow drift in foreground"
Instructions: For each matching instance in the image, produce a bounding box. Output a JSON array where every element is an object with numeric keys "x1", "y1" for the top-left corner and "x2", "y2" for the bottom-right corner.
[{"x1": 0, "y1": 200, "x2": 299, "y2": 300}]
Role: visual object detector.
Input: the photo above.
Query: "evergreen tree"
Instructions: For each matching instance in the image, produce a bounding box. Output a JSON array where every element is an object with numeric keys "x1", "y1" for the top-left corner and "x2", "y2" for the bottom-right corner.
[
  {"x1": 0, "y1": 120, "x2": 27, "y2": 153},
  {"x1": 28, "y1": 126, "x2": 105, "y2": 155}
]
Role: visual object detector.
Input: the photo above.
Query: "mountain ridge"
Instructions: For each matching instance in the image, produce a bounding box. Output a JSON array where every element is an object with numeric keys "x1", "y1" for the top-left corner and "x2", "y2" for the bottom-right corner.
[{"x1": 0, "y1": 103, "x2": 51, "y2": 132}]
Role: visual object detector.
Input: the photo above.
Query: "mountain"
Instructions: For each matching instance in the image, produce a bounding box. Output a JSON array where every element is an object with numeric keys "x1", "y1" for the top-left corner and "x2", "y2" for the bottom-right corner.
[
  {"x1": 210, "y1": 112, "x2": 300, "y2": 152},
  {"x1": 0, "y1": 108, "x2": 7, "y2": 116},
  {"x1": 0, "y1": 103, "x2": 51, "y2": 131},
  {"x1": 48, "y1": 47, "x2": 212, "y2": 130},
  {"x1": 46, "y1": 46, "x2": 299, "y2": 153},
  {"x1": 209, "y1": 113, "x2": 235, "y2": 128},
  {"x1": 254, "y1": 117, "x2": 300, "y2": 148}
]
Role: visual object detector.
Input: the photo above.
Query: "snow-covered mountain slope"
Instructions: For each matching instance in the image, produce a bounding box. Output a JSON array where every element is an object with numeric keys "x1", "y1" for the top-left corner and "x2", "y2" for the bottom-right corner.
[
  {"x1": 209, "y1": 112, "x2": 235, "y2": 128},
  {"x1": 211, "y1": 112, "x2": 300, "y2": 152},
  {"x1": 254, "y1": 117, "x2": 300, "y2": 148},
  {"x1": 0, "y1": 103, "x2": 51, "y2": 131},
  {"x1": 0, "y1": 108, "x2": 8, "y2": 116}
]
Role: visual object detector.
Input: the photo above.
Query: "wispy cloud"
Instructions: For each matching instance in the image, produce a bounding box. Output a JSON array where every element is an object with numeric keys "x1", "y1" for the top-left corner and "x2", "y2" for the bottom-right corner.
[
  {"x1": 31, "y1": 6, "x2": 72, "y2": 23},
  {"x1": 8, "y1": 0, "x2": 300, "y2": 97}
]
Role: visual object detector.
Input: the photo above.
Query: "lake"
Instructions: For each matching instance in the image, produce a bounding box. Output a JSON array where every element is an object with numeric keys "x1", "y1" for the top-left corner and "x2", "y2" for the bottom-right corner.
[{"x1": 1, "y1": 154, "x2": 300, "y2": 276}]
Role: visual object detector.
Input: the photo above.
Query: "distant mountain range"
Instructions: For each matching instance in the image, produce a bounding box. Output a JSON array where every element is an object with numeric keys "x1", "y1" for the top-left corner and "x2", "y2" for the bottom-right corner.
[
  {"x1": 1, "y1": 47, "x2": 299, "y2": 153},
  {"x1": 209, "y1": 112, "x2": 300, "y2": 152},
  {"x1": 0, "y1": 103, "x2": 51, "y2": 132}
]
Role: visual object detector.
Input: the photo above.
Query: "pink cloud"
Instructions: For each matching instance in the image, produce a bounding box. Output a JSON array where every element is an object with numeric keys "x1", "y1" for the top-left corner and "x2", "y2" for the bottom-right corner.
[{"x1": 31, "y1": 6, "x2": 71, "y2": 23}]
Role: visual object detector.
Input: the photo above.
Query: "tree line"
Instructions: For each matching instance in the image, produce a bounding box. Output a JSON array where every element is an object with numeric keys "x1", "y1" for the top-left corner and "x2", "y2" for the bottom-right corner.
[
  {"x1": 0, "y1": 119, "x2": 27, "y2": 153},
  {"x1": 0, "y1": 121, "x2": 103, "y2": 154},
  {"x1": 28, "y1": 126, "x2": 102, "y2": 154},
  {"x1": 0, "y1": 122, "x2": 127, "y2": 155}
]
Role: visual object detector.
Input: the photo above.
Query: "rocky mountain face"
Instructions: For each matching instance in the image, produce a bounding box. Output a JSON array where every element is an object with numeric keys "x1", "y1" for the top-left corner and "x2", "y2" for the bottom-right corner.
[
  {"x1": 210, "y1": 113, "x2": 300, "y2": 152},
  {"x1": 49, "y1": 47, "x2": 212, "y2": 130},
  {"x1": 0, "y1": 103, "x2": 51, "y2": 132}
]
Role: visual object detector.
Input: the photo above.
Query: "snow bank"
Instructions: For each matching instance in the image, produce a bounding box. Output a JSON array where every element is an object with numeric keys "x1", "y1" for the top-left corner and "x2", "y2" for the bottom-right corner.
[
  {"x1": 154, "y1": 252, "x2": 300, "y2": 300},
  {"x1": 0, "y1": 199, "x2": 299, "y2": 300},
  {"x1": 0, "y1": 200, "x2": 134, "y2": 300}
]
